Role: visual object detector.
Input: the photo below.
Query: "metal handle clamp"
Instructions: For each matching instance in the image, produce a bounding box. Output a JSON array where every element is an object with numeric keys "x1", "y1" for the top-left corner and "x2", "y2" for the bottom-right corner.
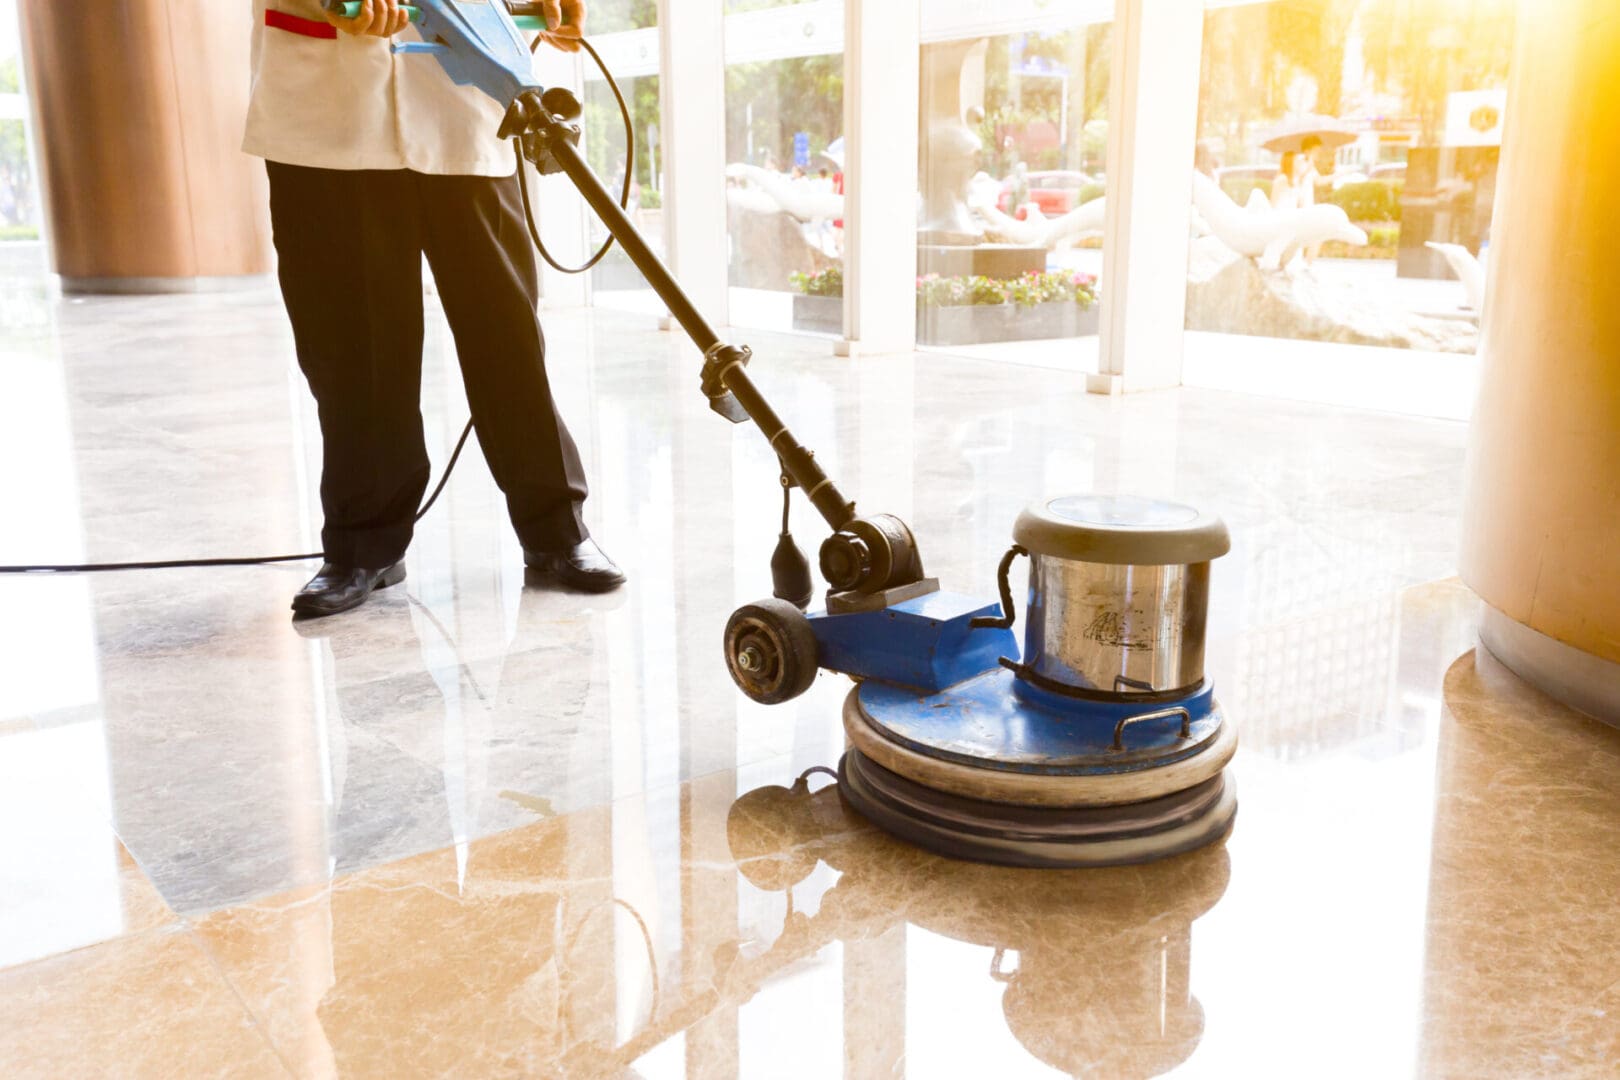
[{"x1": 1112, "y1": 706, "x2": 1192, "y2": 751}]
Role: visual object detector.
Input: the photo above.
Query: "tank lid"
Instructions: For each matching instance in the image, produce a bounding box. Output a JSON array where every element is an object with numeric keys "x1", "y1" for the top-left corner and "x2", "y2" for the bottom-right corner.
[{"x1": 1013, "y1": 494, "x2": 1231, "y2": 565}]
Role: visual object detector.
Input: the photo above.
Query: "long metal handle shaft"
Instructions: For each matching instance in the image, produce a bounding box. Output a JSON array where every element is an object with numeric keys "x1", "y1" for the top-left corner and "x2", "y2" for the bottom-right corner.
[{"x1": 539, "y1": 122, "x2": 856, "y2": 531}]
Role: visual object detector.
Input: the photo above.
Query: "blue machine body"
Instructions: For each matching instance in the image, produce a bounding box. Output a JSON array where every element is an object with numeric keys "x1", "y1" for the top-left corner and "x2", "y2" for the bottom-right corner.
[
  {"x1": 391, "y1": 0, "x2": 540, "y2": 108},
  {"x1": 857, "y1": 671, "x2": 1220, "y2": 775},
  {"x1": 808, "y1": 591, "x2": 1016, "y2": 694},
  {"x1": 809, "y1": 590, "x2": 1217, "y2": 777}
]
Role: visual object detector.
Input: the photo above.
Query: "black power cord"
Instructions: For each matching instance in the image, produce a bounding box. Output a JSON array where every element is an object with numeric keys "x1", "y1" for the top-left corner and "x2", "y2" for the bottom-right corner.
[
  {"x1": 1, "y1": 423, "x2": 476, "y2": 575},
  {"x1": 518, "y1": 36, "x2": 632, "y2": 275},
  {"x1": 1, "y1": 29, "x2": 635, "y2": 577}
]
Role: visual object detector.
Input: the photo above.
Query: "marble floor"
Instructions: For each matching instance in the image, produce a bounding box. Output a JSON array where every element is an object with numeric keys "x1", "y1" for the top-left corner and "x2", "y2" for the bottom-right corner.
[{"x1": 1, "y1": 268, "x2": 1617, "y2": 1078}]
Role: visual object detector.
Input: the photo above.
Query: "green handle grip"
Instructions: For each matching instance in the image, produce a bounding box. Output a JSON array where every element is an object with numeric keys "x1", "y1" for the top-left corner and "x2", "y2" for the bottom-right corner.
[{"x1": 324, "y1": 2, "x2": 552, "y2": 31}]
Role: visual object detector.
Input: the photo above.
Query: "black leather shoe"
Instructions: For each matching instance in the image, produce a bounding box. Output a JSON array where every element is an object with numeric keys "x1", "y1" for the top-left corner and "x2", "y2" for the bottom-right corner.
[
  {"x1": 524, "y1": 539, "x2": 626, "y2": 593},
  {"x1": 291, "y1": 561, "x2": 406, "y2": 619}
]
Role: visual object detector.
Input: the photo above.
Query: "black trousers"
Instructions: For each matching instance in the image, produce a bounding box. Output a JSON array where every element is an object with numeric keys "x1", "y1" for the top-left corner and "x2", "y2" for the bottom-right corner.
[{"x1": 267, "y1": 162, "x2": 589, "y2": 570}]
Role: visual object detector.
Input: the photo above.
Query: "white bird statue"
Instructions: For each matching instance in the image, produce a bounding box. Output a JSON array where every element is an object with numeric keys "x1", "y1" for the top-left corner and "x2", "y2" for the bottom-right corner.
[
  {"x1": 967, "y1": 171, "x2": 1004, "y2": 214},
  {"x1": 1190, "y1": 171, "x2": 1367, "y2": 270},
  {"x1": 968, "y1": 183, "x2": 1107, "y2": 250},
  {"x1": 725, "y1": 163, "x2": 844, "y2": 226},
  {"x1": 725, "y1": 184, "x2": 782, "y2": 217},
  {"x1": 1425, "y1": 241, "x2": 1487, "y2": 314}
]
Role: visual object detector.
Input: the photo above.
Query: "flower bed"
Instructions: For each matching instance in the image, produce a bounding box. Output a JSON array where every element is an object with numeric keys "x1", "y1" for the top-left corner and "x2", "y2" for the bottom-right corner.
[{"x1": 792, "y1": 265, "x2": 844, "y2": 298}]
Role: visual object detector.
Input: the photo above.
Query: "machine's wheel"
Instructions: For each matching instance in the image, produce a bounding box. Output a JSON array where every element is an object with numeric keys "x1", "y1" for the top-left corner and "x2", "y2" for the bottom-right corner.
[{"x1": 724, "y1": 599, "x2": 818, "y2": 705}]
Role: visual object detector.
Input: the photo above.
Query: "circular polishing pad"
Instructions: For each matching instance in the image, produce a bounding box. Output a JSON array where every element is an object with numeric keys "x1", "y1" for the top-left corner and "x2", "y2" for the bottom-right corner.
[
  {"x1": 843, "y1": 688, "x2": 1238, "y2": 808},
  {"x1": 838, "y1": 749, "x2": 1237, "y2": 869}
]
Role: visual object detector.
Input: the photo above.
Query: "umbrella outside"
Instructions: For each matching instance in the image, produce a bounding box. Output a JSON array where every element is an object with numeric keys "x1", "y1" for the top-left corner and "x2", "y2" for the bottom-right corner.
[
  {"x1": 1261, "y1": 114, "x2": 1357, "y2": 154},
  {"x1": 816, "y1": 136, "x2": 846, "y2": 171}
]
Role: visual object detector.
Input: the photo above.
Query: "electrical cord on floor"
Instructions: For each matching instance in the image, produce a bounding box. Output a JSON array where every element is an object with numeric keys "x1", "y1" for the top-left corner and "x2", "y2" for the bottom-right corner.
[
  {"x1": 0, "y1": 32, "x2": 636, "y2": 577},
  {"x1": 0, "y1": 420, "x2": 476, "y2": 574}
]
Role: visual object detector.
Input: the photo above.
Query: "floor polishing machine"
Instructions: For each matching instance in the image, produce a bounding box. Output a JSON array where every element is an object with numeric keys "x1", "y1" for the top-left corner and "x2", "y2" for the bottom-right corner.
[{"x1": 374, "y1": 0, "x2": 1238, "y2": 867}]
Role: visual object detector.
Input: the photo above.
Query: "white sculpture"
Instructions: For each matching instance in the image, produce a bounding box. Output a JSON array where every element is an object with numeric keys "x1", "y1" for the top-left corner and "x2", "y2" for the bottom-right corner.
[
  {"x1": 975, "y1": 200, "x2": 1107, "y2": 250},
  {"x1": 725, "y1": 182, "x2": 783, "y2": 218},
  {"x1": 725, "y1": 163, "x2": 843, "y2": 227},
  {"x1": 1190, "y1": 171, "x2": 1366, "y2": 270},
  {"x1": 1425, "y1": 241, "x2": 1487, "y2": 314},
  {"x1": 966, "y1": 179, "x2": 1107, "y2": 250},
  {"x1": 966, "y1": 171, "x2": 1004, "y2": 217}
]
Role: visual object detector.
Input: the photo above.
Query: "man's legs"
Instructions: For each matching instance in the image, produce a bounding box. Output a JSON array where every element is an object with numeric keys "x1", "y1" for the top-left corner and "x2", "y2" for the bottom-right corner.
[
  {"x1": 416, "y1": 169, "x2": 591, "y2": 554},
  {"x1": 268, "y1": 162, "x2": 430, "y2": 572}
]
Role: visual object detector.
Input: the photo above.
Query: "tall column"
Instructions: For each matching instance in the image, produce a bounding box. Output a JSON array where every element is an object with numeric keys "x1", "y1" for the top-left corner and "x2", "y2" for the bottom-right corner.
[
  {"x1": 1088, "y1": 0, "x2": 1203, "y2": 394},
  {"x1": 656, "y1": 0, "x2": 728, "y2": 329},
  {"x1": 1458, "y1": 0, "x2": 1620, "y2": 725},
  {"x1": 837, "y1": 0, "x2": 921, "y2": 357},
  {"x1": 18, "y1": 0, "x2": 271, "y2": 292}
]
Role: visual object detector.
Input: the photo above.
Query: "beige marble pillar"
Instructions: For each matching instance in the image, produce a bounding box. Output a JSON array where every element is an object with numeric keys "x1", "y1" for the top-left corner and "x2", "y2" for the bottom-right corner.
[
  {"x1": 18, "y1": 0, "x2": 272, "y2": 292},
  {"x1": 1459, "y1": 0, "x2": 1620, "y2": 723}
]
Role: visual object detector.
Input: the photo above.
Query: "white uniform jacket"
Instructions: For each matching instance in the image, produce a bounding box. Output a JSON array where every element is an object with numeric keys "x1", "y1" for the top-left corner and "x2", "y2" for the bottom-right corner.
[{"x1": 243, "y1": 0, "x2": 517, "y2": 177}]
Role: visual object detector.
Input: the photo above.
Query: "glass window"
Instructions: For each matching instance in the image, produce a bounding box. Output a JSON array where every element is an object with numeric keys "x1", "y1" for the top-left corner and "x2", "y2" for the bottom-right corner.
[
  {"x1": 1183, "y1": 0, "x2": 1516, "y2": 418},
  {"x1": 0, "y1": 0, "x2": 41, "y2": 250},
  {"x1": 588, "y1": 0, "x2": 658, "y2": 33},
  {"x1": 723, "y1": 1, "x2": 846, "y2": 337},
  {"x1": 583, "y1": 1, "x2": 664, "y2": 315},
  {"x1": 915, "y1": 2, "x2": 1112, "y2": 371}
]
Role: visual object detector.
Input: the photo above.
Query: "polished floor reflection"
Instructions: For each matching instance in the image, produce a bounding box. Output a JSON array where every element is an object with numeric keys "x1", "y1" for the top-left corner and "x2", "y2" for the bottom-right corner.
[{"x1": 3, "y1": 277, "x2": 1613, "y2": 1076}]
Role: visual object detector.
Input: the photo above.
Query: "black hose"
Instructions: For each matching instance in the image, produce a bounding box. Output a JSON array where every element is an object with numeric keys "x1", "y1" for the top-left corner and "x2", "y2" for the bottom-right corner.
[
  {"x1": 0, "y1": 420, "x2": 476, "y2": 574},
  {"x1": 969, "y1": 545, "x2": 1028, "y2": 630},
  {"x1": 517, "y1": 37, "x2": 633, "y2": 275}
]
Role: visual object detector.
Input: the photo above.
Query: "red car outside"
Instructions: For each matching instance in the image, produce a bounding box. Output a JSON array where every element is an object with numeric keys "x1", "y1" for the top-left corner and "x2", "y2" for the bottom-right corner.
[{"x1": 996, "y1": 170, "x2": 1096, "y2": 217}]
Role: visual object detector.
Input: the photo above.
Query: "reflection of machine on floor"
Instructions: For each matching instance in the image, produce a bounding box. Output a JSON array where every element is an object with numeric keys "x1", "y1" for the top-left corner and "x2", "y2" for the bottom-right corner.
[
  {"x1": 373, "y1": 0, "x2": 1236, "y2": 868},
  {"x1": 722, "y1": 774, "x2": 1231, "y2": 1077},
  {"x1": 553, "y1": 774, "x2": 1230, "y2": 1077}
]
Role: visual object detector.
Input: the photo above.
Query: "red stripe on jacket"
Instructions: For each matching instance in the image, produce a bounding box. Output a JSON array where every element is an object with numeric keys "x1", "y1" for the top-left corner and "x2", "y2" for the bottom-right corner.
[{"x1": 265, "y1": 9, "x2": 339, "y2": 40}]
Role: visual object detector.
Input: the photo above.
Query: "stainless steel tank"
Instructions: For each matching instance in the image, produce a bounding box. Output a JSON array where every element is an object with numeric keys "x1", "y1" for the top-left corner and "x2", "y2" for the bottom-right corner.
[{"x1": 1012, "y1": 495, "x2": 1230, "y2": 696}]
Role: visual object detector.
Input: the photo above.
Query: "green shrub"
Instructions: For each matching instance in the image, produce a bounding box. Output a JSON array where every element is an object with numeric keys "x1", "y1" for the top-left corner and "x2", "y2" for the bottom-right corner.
[
  {"x1": 790, "y1": 265, "x2": 842, "y2": 297},
  {"x1": 1076, "y1": 182, "x2": 1106, "y2": 206},
  {"x1": 0, "y1": 224, "x2": 39, "y2": 242},
  {"x1": 1366, "y1": 224, "x2": 1399, "y2": 248},
  {"x1": 638, "y1": 188, "x2": 662, "y2": 210},
  {"x1": 916, "y1": 270, "x2": 1098, "y2": 309},
  {"x1": 1326, "y1": 181, "x2": 1401, "y2": 223}
]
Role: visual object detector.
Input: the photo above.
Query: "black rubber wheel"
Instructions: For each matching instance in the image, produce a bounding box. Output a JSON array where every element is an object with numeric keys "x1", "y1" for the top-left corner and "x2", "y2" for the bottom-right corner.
[{"x1": 724, "y1": 598, "x2": 819, "y2": 705}]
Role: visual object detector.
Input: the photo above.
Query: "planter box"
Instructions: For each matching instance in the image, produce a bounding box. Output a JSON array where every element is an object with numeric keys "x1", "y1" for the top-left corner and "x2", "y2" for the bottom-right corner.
[
  {"x1": 792, "y1": 293, "x2": 844, "y2": 335},
  {"x1": 917, "y1": 300, "x2": 1099, "y2": 346},
  {"x1": 792, "y1": 294, "x2": 1100, "y2": 346}
]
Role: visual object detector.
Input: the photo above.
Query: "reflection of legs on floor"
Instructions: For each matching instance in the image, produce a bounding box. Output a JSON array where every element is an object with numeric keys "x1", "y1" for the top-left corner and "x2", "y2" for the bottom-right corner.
[
  {"x1": 479, "y1": 585, "x2": 608, "y2": 825},
  {"x1": 319, "y1": 605, "x2": 456, "y2": 875},
  {"x1": 316, "y1": 578, "x2": 618, "y2": 850}
]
